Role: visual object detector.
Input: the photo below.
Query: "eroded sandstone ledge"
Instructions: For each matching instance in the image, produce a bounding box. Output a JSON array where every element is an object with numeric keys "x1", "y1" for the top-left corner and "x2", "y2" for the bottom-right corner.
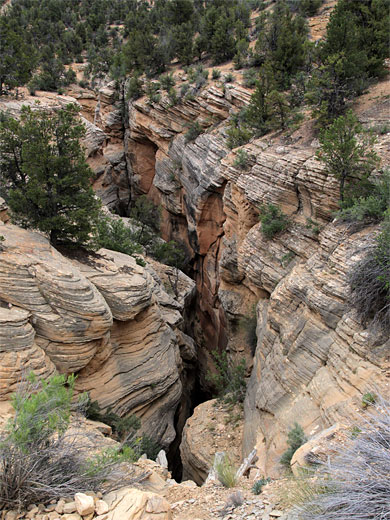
[{"x1": 0, "y1": 223, "x2": 195, "y2": 447}]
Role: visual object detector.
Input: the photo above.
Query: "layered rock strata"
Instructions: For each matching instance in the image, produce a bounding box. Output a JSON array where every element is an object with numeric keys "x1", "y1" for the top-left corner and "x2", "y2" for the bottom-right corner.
[
  {"x1": 121, "y1": 77, "x2": 390, "y2": 476},
  {"x1": 0, "y1": 223, "x2": 195, "y2": 447}
]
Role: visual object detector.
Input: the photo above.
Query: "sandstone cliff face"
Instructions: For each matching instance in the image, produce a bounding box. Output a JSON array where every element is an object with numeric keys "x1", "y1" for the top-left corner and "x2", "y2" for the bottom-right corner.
[
  {"x1": 1, "y1": 70, "x2": 389, "y2": 478},
  {"x1": 117, "y1": 75, "x2": 390, "y2": 477},
  {"x1": 0, "y1": 223, "x2": 195, "y2": 447}
]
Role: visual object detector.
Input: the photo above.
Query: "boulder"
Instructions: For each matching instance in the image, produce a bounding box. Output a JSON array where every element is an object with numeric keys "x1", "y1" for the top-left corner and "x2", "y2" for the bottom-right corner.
[
  {"x1": 103, "y1": 487, "x2": 172, "y2": 519},
  {"x1": 74, "y1": 493, "x2": 95, "y2": 516}
]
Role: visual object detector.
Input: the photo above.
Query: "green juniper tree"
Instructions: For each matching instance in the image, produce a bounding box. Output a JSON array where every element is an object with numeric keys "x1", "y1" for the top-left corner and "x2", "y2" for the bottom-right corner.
[
  {"x1": 308, "y1": 0, "x2": 389, "y2": 124},
  {"x1": 317, "y1": 110, "x2": 379, "y2": 204},
  {"x1": 0, "y1": 18, "x2": 36, "y2": 93},
  {"x1": 0, "y1": 103, "x2": 101, "y2": 247}
]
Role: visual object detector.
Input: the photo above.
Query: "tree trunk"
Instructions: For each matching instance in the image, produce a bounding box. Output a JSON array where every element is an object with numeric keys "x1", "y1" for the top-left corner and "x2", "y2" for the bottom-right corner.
[{"x1": 50, "y1": 229, "x2": 59, "y2": 246}]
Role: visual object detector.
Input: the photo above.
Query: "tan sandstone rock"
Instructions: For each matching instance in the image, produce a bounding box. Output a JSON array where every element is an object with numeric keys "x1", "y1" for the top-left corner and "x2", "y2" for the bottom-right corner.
[
  {"x1": 74, "y1": 493, "x2": 95, "y2": 516},
  {"x1": 180, "y1": 399, "x2": 243, "y2": 485},
  {"x1": 103, "y1": 487, "x2": 172, "y2": 520}
]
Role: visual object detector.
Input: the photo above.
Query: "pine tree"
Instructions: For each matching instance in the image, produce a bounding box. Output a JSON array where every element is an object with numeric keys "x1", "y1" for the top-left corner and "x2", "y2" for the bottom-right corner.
[
  {"x1": 0, "y1": 104, "x2": 101, "y2": 247},
  {"x1": 317, "y1": 110, "x2": 380, "y2": 204},
  {"x1": 0, "y1": 18, "x2": 36, "y2": 93},
  {"x1": 211, "y1": 15, "x2": 236, "y2": 64},
  {"x1": 254, "y1": 2, "x2": 308, "y2": 88},
  {"x1": 308, "y1": 0, "x2": 389, "y2": 124},
  {"x1": 246, "y1": 62, "x2": 276, "y2": 134}
]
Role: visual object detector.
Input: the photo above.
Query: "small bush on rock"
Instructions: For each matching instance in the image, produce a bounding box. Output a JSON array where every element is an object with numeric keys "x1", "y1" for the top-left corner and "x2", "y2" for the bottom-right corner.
[
  {"x1": 184, "y1": 121, "x2": 203, "y2": 143},
  {"x1": 259, "y1": 203, "x2": 289, "y2": 239},
  {"x1": 96, "y1": 216, "x2": 143, "y2": 260},
  {"x1": 348, "y1": 214, "x2": 390, "y2": 332},
  {"x1": 84, "y1": 397, "x2": 160, "y2": 460},
  {"x1": 233, "y1": 149, "x2": 249, "y2": 170},
  {"x1": 252, "y1": 477, "x2": 271, "y2": 495},
  {"x1": 207, "y1": 350, "x2": 247, "y2": 405},
  {"x1": 280, "y1": 422, "x2": 307, "y2": 467}
]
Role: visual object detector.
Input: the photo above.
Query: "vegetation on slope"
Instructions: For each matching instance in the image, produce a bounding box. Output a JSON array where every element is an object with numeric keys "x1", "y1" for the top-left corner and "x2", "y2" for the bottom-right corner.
[{"x1": 296, "y1": 397, "x2": 390, "y2": 519}]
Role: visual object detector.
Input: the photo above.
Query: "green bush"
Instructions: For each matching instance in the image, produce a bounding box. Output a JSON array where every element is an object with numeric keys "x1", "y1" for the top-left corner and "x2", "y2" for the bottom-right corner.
[
  {"x1": 243, "y1": 68, "x2": 258, "y2": 88},
  {"x1": 317, "y1": 110, "x2": 379, "y2": 204},
  {"x1": 168, "y1": 87, "x2": 178, "y2": 106},
  {"x1": 96, "y1": 216, "x2": 144, "y2": 262},
  {"x1": 252, "y1": 477, "x2": 271, "y2": 494},
  {"x1": 361, "y1": 392, "x2": 377, "y2": 408},
  {"x1": 152, "y1": 240, "x2": 186, "y2": 270},
  {"x1": 280, "y1": 423, "x2": 307, "y2": 467},
  {"x1": 184, "y1": 121, "x2": 203, "y2": 143},
  {"x1": 336, "y1": 169, "x2": 390, "y2": 224},
  {"x1": 212, "y1": 68, "x2": 221, "y2": 79},
  {"x1": 259, "y1": 203, "x2": 289, "y2": 239},
  {"x1": 88, "y1": 445, "x2": 137, "y2": 476},
  {"x1": 224, "y1": 72, "x2": 234, "y2": 83},
  {"x1": 159, "y1": 73, "x2": 175, "y2": 91},
  {"x1": 0, "y1": 374, "x2": 139, "y2": 509},
  {"x1": 84, "y1": 398, "x2": 160, "y2": 460},
  {"x1": 8, "y1": 373, "x2": 74, "y2": 451},
  {"x1": 348, "y1": 214, "x2": 390, "y2": 332},
  {"x1": 126, "y1": 76, "x2": 143, "y2": 101},
  {"x1": 207, "y1": 350, "x2": 246, "y2": 405},
  {"x1": 233, "y1": 149, "x2": 249, "y2": 170},
  {"x1": 226, "y1": 123, "x2": 253, "y2": 149},
  {"x1": 180, "y1": 83, "x2": 190, "y2": 97}
]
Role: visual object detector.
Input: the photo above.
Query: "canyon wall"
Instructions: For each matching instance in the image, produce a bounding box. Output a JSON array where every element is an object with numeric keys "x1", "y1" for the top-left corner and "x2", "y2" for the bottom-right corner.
[
  {"x1": 1, "y1": 70, "x2": 389, "y2": 476},
  {"x1": 117, "y1": 77, "x2": 390, "y2": 476},
  {"x1": 0, "y1": 222, "x2": 196, "y2": 448}
]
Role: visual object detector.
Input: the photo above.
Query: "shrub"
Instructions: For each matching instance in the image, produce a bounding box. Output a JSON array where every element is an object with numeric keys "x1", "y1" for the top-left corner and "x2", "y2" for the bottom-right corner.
[
  {"x1": 252, "y1": 477, "x2": 271, "y2": 495},
  {"x1": 180, "y1": 83, "x2": 190, "y2": 97},
  {"x1": 8, "y1": 373, "x2": 75, "y2": 451},
  {"x1": 361, "y1": 392, "x2": 377, "y2": 408},
  {"x1": 259, "y1": 203, "x2": 289, "y2": 239},
  {"x1": 130, "y1": 195, "x2": 161, "y2": 247},
  {"x1": 207, "y1": 350, "x2": 246, "y2": 404},
  {"x1": 159, "y1": 73, "x2": 175, "y2": 91},
  {"x1": 84, "y1": 398, "x2": 160, "y2": 460},
  {"x1": 184, "y1": 121, "x2": 202, "y2": 143},
  {"x1": 0, "y1": 374, "x2": 140, "y2": 510},
  {"x1": 195, "y1": 73, "x2": 207, "y2": 89},
  {"x1": 224, "y1": 72, "x2": 234, "y2": 83},
  {"x1": 336, "y1": 169, "x2": 390, "y2": 224},
  {"x1": 96, "y1": 216, "x2": 143, "y2": 260},
  {"x1": 233, "y1": 149, "x2": 249, "y2": 170},
  {"x1": 126, "y1": 76, "x2": 143, "y2": 101},
  {"x1": 168, "y1": 87, "x2": 178, "y2": 106},
  {"x1": 152, "y1": 240, "x2": 186, "y2": 270},
  {"x1": 146, "y1": 81, "x2": 161, "y2": 105},
  {"x1": 243, "y1": 68, "x2": 258, "y2": 88},
  {"x1": 296, "y1": 397, "x2": 390, "y2": 519},
  {"x1": 226, "y1": 123, "x2": 253, "y2": 149},
  {"x1": 348, "y1": 215, "x2": 390, "y2": 332},
  {"x1": 212, "y1": 68, "x2": 221, "y2": 79},
  {"x1": 316, "y1": 110, "x2": 380, "y2": 204},
  {"x1": 280, "y1": 423, "x2": 307, "y2": 467},
  {"x1": 216, "y1": 454, "x2": 237, "y2": 488}
]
